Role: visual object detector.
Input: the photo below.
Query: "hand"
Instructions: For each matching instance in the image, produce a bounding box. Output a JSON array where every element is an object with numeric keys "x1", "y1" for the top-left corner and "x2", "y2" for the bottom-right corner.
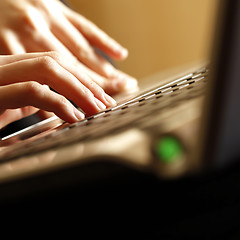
[
  {"x1": 0, "y1": 51, "x2": 117, "y2": 129},
  {"x1": 0, "y1": 0, "x2": 138, "y2": 94}
]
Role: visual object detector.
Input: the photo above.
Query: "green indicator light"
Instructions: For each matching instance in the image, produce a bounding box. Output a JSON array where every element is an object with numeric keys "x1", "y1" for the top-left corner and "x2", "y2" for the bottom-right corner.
[{"x1": 156, "y1": 136, "x2": 183, "y2": 163}]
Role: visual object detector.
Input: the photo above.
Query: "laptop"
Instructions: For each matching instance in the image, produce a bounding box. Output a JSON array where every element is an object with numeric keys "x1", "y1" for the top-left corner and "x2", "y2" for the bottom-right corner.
[{"x1": 0, "y1": 0, "x2": 239, "y2": 203}]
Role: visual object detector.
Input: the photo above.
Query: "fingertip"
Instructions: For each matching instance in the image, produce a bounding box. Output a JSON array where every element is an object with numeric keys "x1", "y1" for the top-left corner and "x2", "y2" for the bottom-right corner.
[
  {"x1": 103, "y1": 93, "x2": 117, "y2": 107},
  {"x1": 122, "y1": 77, "x2": 139, "y2": 92},
  {"x1": 94, "y1": 98, "x2": 106, "y2": 111},
  {"x1": 119, "y1": 47, "x2": 128, "y2": 59},
  {"x1": 73, "y1": 107, "x2": 85, "y2": 120},
  {"x1": 111, "y1": 72, "x2": 138, "y2": 93},
  {"x1": 112, "y1": 46, "x2": 128, "y2": 60}
]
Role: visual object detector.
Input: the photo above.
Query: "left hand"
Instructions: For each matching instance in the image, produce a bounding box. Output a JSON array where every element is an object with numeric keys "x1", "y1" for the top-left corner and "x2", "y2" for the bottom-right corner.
[{"x1": 0, "y1": 0, "x2": 137, "y2": 94}]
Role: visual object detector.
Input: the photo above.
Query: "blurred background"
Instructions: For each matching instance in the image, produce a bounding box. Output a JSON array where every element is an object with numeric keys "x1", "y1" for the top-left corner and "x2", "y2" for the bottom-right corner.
[{"x1": 68, "y1": 0, "x2": 218, "y2": 80}]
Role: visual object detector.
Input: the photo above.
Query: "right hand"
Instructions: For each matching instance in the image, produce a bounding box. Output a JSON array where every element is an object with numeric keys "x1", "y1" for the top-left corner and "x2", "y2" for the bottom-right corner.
[{"x1": 0, "y1": 51, "x2": 117, "y2": 129}]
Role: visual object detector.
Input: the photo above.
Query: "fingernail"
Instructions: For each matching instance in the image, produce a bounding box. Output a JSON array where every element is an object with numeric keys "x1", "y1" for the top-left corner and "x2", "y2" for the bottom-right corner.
[
  {"x1": 103, "y1": 93, "x2": 116, "y2": 106},
  {"x1": 94, "y1": 98, "x2": 106, "y2": 111},
  {"x1": 73, "y1": 108, "x2": 85, "y2": 120}
]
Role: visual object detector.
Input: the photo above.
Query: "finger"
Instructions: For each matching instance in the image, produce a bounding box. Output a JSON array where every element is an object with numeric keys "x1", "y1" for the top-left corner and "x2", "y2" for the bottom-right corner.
[
  {"x1": 17, "y1": 34, "x2": 48, "y2": 53},
  {"x1": 31, "y1": 29, "x2": 75, "y2": 59},
  {"x1": 0, "y1": 52, "x2": 116, "y2": 107},
  {"x1": 13, "y1": 4, "x2": 74, "y2": 56},
  {"x1": 50, "y1": 14, "x2": 117, "y2": 78},
  {"x1": 73, "y1": 62, "x2": 139, "y2": 95},
  {"x1": 0, "y1": 56, "x2": 109, "y2": 115},
  {"x1": 0, "y1": 30, "x2": 26, "y2": 54},
  {"x1": 48, "y1": 52, "x2": 117, "y2": 107},
  {"x1": 0, "y1": 52, "x2": 51, "y2": 65},
  {"x1": 0, "y1": 82, "x2": 85, "y2": 125},
  {"x1": 0, "y1": 53, "x2": 117, "y2": 93},
  {"x1": 63, "y1": 9, "x2": 128, "y2": 60}
]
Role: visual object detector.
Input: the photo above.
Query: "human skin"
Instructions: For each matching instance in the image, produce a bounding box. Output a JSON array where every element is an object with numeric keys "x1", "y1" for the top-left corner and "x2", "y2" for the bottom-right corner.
[
  {"x1": 0, "y1": 51, "x2": 118, "y2": 129},
  {"x1": 0, "y1": 0, "x2": 138, "y2": 95},
  {"x1": 0, "y1": 0, "x2": 138, "y2": 129}
]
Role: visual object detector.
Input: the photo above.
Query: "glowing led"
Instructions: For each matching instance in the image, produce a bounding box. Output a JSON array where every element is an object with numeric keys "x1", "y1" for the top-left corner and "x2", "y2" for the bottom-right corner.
[{"x1": 156, "y1": 136, "x2": 183, "y2": 163}]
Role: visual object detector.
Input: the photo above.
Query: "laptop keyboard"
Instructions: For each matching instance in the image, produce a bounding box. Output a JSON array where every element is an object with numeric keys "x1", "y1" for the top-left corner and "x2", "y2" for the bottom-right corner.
[{"x1": 0, "y1": 66, "x2": 209, "y2": 162}]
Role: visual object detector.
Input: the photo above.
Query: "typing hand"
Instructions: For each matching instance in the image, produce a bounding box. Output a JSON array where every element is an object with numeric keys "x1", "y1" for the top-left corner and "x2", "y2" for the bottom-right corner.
[
  {"x1": 0, "y1": 0, "x2": 138, "y2": 95},
  {"x1": 0, "y1": 52, "x2": 116, "y2": 129}
]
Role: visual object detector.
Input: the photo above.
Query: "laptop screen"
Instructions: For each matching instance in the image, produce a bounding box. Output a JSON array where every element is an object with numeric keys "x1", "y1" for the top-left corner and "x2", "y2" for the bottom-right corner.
[{"x1": 201, "y1": 0, "x2": 240, "y2": 168}]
